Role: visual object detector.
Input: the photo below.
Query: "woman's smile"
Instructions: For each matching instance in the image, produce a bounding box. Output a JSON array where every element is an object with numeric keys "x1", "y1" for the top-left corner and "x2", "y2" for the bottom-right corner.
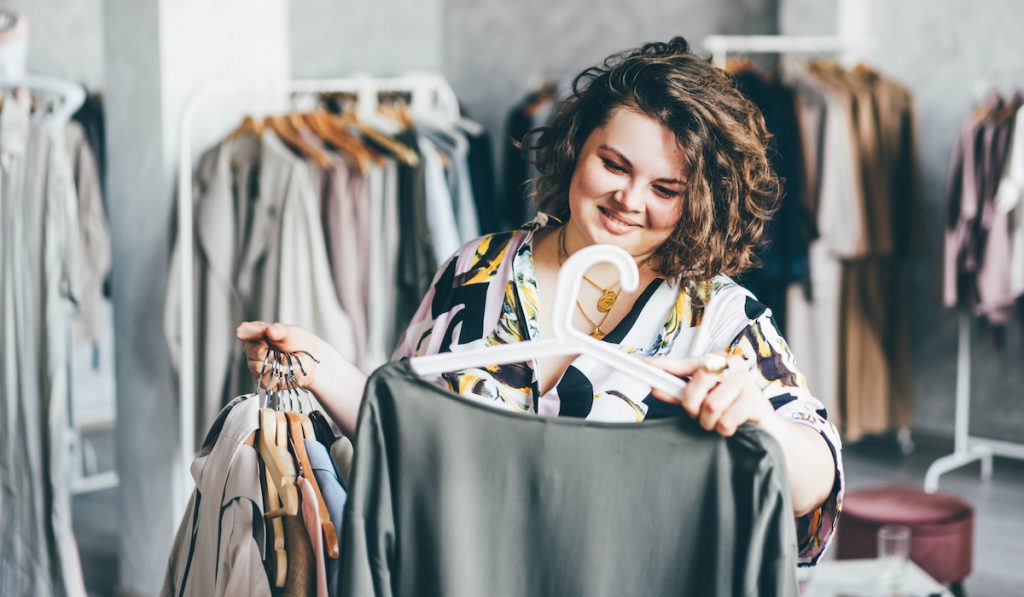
[{"x1": 597, "y1": 205, "x2": 642, "y2": 234}]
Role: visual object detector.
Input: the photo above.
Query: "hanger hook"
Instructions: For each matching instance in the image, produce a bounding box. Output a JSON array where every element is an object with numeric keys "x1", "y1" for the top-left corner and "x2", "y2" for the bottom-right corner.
[{"x1": 257, "y1": 346, "x2": 274, "y2": 393}]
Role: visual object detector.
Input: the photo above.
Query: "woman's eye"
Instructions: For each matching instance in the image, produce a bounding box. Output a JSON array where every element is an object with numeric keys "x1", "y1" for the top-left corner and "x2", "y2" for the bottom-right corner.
[
  {"x1": 653, "y1": 186, "x2": 679, "y2": 198},
  {"x1": 602, "y1": 158, "x2": 627, "y2": 173}
]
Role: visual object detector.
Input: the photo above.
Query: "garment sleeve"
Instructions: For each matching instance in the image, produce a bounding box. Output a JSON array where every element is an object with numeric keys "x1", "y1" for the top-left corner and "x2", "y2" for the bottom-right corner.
[
  {"x1": 725, "y1": 308, "x2": 844, "y2": 567},
  {"x1": 390, "y1": 252, "x2": 459, "y2": 360},
  {"x1": 339, "y1": 388, "x2": 395, "y2": 597}
]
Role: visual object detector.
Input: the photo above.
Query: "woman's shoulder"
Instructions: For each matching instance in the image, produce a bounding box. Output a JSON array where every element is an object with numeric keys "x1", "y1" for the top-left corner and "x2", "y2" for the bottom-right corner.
[
  {"x1": 443, "y1": 215, "x2": 551, "y2": 279},
  {"x1": 682, "y1": 274, "x2": 778, "y2": 343}
]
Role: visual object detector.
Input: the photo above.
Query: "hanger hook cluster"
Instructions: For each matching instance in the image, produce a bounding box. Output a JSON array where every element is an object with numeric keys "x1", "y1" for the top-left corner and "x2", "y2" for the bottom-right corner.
[{"x1": 255, "y1": 347, "x2": 321, "y2": 412}]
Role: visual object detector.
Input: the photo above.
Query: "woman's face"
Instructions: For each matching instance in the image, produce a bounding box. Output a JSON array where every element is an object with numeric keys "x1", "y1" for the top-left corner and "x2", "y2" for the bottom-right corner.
[{"x1": 565, "y1": 106, "x2": 687, "y2": 260}]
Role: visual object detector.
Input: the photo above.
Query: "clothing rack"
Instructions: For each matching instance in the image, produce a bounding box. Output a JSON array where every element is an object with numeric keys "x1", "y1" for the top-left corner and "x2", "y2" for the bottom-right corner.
[
  {"x1": 0, "y1": 74, "x2": 117, "y2": 497},
  {"x1": 703, "y1": 35, "x2": 862, "y2": 69},
  {"x1": 924, "y1": 80, "x2": 1024, "y2": 491},
  {"x1": 176, "y1": 73, "x2": 461, "y2": 516}
]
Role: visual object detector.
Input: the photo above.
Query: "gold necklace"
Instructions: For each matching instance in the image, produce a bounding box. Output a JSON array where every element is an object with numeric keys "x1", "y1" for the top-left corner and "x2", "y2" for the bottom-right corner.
[
  {"x1": 555, "y1": 226, "x2": 658, "y2": 339},
  {"x1": 558, "y1": 227, "x2": 623, "y2": 313},
  {"x1": 575, "y1": 298, "x2": 611, "y2": 339},
  {"x1": 557, "y1": 227, "x2": 618, "y2": 338}
]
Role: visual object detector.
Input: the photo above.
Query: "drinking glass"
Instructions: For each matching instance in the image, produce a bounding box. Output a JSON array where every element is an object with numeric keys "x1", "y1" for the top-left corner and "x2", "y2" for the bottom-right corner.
[{"x1": 877, "y1": 524, "x2": 912, "y2": 590}]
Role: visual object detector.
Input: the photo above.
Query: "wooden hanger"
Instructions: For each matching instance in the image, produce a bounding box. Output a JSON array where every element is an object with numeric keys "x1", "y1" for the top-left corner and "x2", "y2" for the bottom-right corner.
[
  {"x1": 303, "y1": 111, "x2": 372, "y2": 175},
  {"x1": 257, "y1": 409, "x2": 291, "y2": 588},
  {"x1": 993, "y1": 91, "x2": 1023, "y2": 124},
  {"x1": 249, "y1": 430, "x2": 288, "y2": 587},
  {"x1": 324, "y1": 112, "x2": 387, "y2": 166},
  {"x1": 378, "y1": 98, "x2": 413, "y2": 130},
  {"x1": 265, "y1": 114, "x2": 333, "y2": 169},
  {"x1": 259, "y1": 407, "x2": 299, "y2": 517},
  {"x1": 287, "y1": 412, "x2": 340, "y2": 559},
  {"x1": 338, "y1": 108, "x2": 420, "y2": 167},
  {"x1": 725, "y1": 55, "x2": 759, "y2": 75},
  {"x1": 525, "y1": 82, "x2": 556, "y2": 119},
  {"x1": 230, "y1": 115, "x2": 264, "y2": 139}
]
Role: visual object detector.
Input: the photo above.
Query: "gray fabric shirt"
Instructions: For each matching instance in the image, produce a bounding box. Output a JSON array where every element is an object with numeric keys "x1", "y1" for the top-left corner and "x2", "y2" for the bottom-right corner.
[{"x1": 340, "y1": 360, "x2": 799, "y2": 597}]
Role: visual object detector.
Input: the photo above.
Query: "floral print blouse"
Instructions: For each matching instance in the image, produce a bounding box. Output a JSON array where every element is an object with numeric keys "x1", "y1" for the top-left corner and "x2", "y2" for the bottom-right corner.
[{"x1": 393, "y1": 213, "x2": 844, "y2": 566}]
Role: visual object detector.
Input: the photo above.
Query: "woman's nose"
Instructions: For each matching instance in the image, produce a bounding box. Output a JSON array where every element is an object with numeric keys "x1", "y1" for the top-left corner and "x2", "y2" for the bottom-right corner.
[{"x1": 613, "y1": 185, "x2": 644, "y2": 212}]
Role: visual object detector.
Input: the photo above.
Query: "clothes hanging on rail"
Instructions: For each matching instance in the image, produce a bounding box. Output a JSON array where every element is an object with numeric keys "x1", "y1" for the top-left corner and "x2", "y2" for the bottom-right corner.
[
  {"x1": 72, "y1": 90, "x2": 107, "y2": 197},
  {"x1": 167, "y1": 92, "x2": 502, "y2": 440},
  {"x1": 501, "y1": 82, "x2": 569, "y2": 227},
  {"x1": 0, "y1": 94, "x2": 87, "y2": 597},
  {"x1": 340, "y1": 360, "x2": 800, "y2": 597},
  {"x1": 945, "y1": 91, "x2": 1024, "y2": 331},
  {"x1": 65, "y1": 109, "x2": 119, "y2": 495},
  {"x1": 995, "y1": 104, "x2": 1024, "y2": 302},
  {"x1": 730, "y1": 67, "x2": 812, "y2": 331},
  {"x1": 781, "y1": 61, "x2": 921, "y2": 442}
]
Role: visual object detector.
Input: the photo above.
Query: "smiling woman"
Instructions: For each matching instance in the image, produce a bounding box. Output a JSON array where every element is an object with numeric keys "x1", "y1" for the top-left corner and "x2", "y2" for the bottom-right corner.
[
  {"x1": 239, "y1": 34, "x2": 844, "y2": 568},
  {"x1": 528, "y1": 37, "x2": 780, "y2": 285}
]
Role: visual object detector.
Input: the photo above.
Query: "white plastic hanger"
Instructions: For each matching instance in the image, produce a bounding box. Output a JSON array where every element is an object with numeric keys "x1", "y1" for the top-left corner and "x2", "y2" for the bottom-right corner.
[
  {"x1": 0, "y1": 73, "x2": 86, "y2": 133},
  {"x1": 409, "y1": 244, "x2": 689, "y2": 399}
]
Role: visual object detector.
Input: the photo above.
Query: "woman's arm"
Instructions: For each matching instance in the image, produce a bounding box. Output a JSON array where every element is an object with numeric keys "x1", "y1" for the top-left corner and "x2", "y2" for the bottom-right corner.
[
  {"x1": 238, "y1": 321, "x2": 367, "y2": 438},
  {"x1": 306, "y1": 347, "x2": 367, "y2": 438},
  {"x1": 649, "y1": 355, "x2": 836, "y2": 516},
  {"x1": 758, "y1": 416, "x2": 836, "y2": 516}
]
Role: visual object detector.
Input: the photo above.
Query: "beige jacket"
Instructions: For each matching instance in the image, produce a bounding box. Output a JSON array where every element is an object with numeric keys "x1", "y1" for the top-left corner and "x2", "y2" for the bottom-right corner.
[{"x1": 162, "y1": 394, "x2": 270, "y2": 597}]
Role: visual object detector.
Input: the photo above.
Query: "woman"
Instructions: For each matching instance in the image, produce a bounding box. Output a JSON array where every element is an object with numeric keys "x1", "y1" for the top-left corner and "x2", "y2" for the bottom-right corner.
[{"x1": 238, "y1": 36, "x2": 843, "y2": 566}]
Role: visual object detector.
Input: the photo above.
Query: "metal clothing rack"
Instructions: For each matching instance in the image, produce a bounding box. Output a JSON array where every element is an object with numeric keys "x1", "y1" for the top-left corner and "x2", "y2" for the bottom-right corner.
[
  {"x1": 703, "y1": 34, "x2": 862, "y2": 69},
  {"x1": 924, "y1": 77, "x2": 1024, "y2": 492},
  {"x1": 175, "y1": 73, "x2": 461, "y2": 516},
  {"x1": 0, "y1": 74, "x2": 117, "y2": 495}
]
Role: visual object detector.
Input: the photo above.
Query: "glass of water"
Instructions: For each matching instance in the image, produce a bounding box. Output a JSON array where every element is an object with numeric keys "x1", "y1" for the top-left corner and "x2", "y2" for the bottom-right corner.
[{"x1": 877, "y1": 524, "x2": 912, "y2": 590}]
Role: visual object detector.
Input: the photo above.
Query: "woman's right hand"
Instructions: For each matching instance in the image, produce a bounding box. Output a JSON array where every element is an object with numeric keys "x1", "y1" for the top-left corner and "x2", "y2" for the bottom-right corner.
[{"x1": 237, "y1": 321, "x2": 327, "y2": 392}]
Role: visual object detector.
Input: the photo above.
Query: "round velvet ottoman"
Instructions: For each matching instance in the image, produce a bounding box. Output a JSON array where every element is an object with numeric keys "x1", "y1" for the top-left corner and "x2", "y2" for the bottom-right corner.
[{"x1": 837, "y1": 487, "x2": 973, "y2": 589}]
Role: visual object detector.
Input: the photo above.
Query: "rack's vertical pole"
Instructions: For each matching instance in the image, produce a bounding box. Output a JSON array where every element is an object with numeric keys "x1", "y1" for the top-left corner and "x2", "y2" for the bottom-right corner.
[{"x1": 954, "y1": 312, "x2": 971, "y2": 454}]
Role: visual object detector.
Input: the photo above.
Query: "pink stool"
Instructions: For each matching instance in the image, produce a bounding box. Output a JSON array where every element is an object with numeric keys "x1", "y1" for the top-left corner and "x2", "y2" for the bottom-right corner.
[{"x1": 837, "y1": 486, "x2": 973, "y2": 594}]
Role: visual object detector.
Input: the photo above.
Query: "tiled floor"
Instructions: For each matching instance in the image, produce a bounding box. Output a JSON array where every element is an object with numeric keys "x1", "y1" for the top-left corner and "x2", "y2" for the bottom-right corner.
[{"x1": 73, "y1": 434, "x2": 1024, "y2": 596}]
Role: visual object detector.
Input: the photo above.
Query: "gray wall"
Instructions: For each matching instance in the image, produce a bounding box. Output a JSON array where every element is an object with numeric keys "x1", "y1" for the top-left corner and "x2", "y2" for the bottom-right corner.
[
  {"x1": 289, "y1": 0, "x2": 443, "y2": 77},
  {"x1": 781, "y1": 0, "x2": 1024, "y2": 443},
  {"x1": 0, "y1": 0, "x2": 105, "y2": 88},
  {"x1": 442, "y1": 0, "x2": 778, "y2": 172}
]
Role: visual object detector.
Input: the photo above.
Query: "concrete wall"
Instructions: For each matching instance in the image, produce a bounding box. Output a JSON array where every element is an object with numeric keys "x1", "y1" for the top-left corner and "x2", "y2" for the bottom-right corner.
[
  {"x1": 289, "y1": 0, "x2": 443, "y2": 77},
  {"x1": 104, "y1": 1, "x2": 289, "y2": 593},
  {"x1": 441, "y1": 0, "x2": 778, "y2": 172},
  {"x1": 781, "y1": 0, "x2": 1024, "y2": 443},
  {"x1": 0, "y1": 0, "x2": 105, "y2": 88}
]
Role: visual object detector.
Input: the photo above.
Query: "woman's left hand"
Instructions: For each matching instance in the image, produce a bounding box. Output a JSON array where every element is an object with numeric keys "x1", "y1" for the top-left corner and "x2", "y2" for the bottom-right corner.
[{"x1": 647, "y1": 354, "x2": 777, "y2": 437}]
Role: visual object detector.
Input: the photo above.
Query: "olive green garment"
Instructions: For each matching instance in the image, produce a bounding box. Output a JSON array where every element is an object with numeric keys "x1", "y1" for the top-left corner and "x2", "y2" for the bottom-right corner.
[{"x1": 340, "y1": 360, "x2": 799, "y2": 597}]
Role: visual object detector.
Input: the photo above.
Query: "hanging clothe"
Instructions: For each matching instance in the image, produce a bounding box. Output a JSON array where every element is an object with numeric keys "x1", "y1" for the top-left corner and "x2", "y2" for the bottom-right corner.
[
  {"x1": 305, "y1": 438, "x2": 347, "y2": 597},
  {"x1": 0, "y1": 96, "x2": 87, "y2": 597},
  {"x1": 730, "y1": 67, "x2": 812, "y2": 330},
  {"x1": 994, "y1": 105, "x2": 1024, "y2": 299},
  {"x1": 340, "y1": 360, "x2": 800, "y2": 597},
  {"x1": 162, "y1": 395, "x2": 270, "y2": 597},
  {"x1": 392, "y1": 213, "x2": 843, "y2": 565},
  {"x1": 783, "y1": 61, "x2": 921, "y2": 441}
]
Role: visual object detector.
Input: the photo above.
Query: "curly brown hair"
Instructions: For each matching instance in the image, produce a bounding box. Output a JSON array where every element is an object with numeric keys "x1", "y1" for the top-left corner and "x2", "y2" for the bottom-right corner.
[{"x1": 525, "y1": 36, "x2": 780, "y2": 285}]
